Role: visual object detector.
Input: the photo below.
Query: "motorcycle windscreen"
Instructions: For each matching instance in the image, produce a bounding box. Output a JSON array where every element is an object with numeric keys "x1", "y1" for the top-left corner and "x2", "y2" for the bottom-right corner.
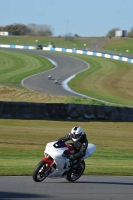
[{"x1": 53, "y1": 140, "x2": 66, "y2": 148}]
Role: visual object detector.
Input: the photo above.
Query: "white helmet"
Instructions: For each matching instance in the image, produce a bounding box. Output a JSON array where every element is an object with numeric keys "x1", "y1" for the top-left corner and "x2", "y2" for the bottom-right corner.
[{"x1": 71, "y1": 126, "x2": 83, "y2": 142}]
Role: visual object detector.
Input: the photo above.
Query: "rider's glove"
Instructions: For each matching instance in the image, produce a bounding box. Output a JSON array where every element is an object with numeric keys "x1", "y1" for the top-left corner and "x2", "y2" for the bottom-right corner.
[{"x1": 69, "y1": 155, "x2": 75, "y2": 160}]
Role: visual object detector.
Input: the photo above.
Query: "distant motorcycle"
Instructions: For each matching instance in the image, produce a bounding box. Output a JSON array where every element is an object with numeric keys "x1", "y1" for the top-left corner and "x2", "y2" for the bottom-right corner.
[
  {"x1": 48, "y1": 74, "x2": 52, "y2": 79},
  {"x1": 32, "y1": 139, "x2": 96, "y2": 182}
]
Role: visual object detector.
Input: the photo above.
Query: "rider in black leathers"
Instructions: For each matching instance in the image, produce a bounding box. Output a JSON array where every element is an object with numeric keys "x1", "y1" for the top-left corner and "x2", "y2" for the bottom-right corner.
[{"x1": 59, "y1": 126, "x2": 88, "y2": 161}]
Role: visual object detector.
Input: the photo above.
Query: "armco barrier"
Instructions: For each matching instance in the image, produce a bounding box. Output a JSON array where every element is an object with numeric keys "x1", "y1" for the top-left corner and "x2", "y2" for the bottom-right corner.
[
  {"x1": 0, "y1": 44, "x2": 133, "y2": 63},
  {"x1": 42, "y1": 47, "x2": 133, "y2": 63},
  {"x1": 0, "y1": 101, "x2": 133, "y2": 121},
  {"x1": 0, "y1": 44, "x2": 35, "y2": 49}
]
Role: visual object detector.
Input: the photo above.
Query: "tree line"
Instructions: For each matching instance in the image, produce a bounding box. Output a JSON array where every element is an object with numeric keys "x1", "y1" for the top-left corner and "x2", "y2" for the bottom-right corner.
[
  {"x1": 0, "y1": 23, "x2": 133, "y2": 38},
  {"x1": 0, "y1": 23, "x2": 53, "y2": 36}
]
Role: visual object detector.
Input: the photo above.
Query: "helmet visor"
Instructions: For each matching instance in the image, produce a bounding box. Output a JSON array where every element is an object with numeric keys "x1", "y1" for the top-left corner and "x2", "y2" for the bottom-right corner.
[{"x1": 72, "y1": 132, "x2": 82, "y2": 139}]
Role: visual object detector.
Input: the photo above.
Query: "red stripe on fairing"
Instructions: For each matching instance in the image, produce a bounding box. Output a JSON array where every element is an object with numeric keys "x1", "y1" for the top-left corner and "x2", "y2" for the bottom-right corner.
[{"x1": 42, "y1": 157, "x2": 53, "y2": 170}]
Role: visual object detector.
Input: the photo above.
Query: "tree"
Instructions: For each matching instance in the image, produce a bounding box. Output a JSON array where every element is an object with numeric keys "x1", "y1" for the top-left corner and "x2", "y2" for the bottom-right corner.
[
  {"x1": 0, "y1": 23, "x2": 30, "y2": 35},
  {"x1": 127, "y1": 28, "x2": 133, "y2": 38},
  {"x1": 37, "y1": 24, "x2": 53, "y2": 36},
  {"x1": 74, "y1": 34, "x2": 80, "y2": 37},
  {"x1": 27, "y1": 24, "x2": 53, "y2": 36},
  {"x1": 0, "y1": 23, "x2": 53, "y2": 36},
  {"x1": 106, "y1": 28, "x2": 120, "y2": 37}
]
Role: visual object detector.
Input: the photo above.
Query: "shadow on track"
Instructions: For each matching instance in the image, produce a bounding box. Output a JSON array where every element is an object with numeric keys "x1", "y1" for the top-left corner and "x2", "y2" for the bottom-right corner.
[
  {"x1": 72, "y1": 181, "x2": 133, "y2": 186},
  {"x1": 42, "y1": 181, "x2": 133, "y2": 186},
  {"x1": 0, "y1": 191, "x2": 52, "y2": 199}
]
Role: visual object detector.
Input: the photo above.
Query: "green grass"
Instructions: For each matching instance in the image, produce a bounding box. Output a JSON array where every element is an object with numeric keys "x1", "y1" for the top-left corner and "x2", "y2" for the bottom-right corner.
[
  {"x1": 0, "y1": 50, "x2": 53, "y2": 83},
  {"x1": 0, "y1": 49, "x2": 107, "y2": 105},
  {"x1": 0, "y1": 49, "x2": 133, "y2": 107},
  {"x1": 101, "y1": 37, "x2": 133, "y2": 55},
  {"x1": 0, "y1": 119, "x2": 133, "y2": 176},
  {"x1": 68, "y1": 54, "x2": 133, "y2": 107},
  {"x1": 0, "y1": 35, "x2": 91, "y2": 49},
  {"x1": 1, "y1": 36, "x2": 133, "y2": 55}
]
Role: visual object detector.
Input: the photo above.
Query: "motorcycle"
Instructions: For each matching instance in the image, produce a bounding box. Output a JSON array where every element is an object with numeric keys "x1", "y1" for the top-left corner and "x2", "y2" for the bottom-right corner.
[{"x1": 32, "y1": 139, "x2": 96, "y2": 182}]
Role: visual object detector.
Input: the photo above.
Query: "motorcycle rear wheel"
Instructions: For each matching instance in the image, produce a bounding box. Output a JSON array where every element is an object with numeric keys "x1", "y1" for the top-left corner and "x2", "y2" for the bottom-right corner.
[
  {"x1": 66, "y1": 160, "x2": 85, "y2": 182},
  {"x1": 32, "y1": 161, "x2": 50, "y2": 182}
]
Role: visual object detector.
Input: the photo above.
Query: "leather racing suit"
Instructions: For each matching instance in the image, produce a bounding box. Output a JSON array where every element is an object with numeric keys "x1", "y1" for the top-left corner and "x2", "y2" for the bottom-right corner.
[{"x1": 60, "y1": 132, "x2": 88, "y2": 160}]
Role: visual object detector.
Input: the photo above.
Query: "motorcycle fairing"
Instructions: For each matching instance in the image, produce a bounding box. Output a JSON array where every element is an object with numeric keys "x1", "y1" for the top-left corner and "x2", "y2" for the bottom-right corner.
[
  {"x1": 42, "y1": 157, "x2": 53, "y2": 170},
  {"x1": 44, "y1": 141, "x2": 68, "y2": 160},
  {"x1": 83, "y1": 143, "x2": 97, "y2": 158},
  {"x1": 43, "y1": 141, "x2": 71, "y2": 177}
]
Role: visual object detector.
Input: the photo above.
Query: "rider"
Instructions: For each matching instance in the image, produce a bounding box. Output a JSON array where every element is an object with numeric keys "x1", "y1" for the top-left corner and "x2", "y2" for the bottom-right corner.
[{"x1": 59, "y1": 126, "x2": 88, "y2": 162}]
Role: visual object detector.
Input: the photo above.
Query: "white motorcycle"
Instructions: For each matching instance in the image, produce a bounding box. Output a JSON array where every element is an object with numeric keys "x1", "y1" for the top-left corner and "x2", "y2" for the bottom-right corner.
[{"x1": 32, "y1": 139, "x2": 96, "y2": 182}]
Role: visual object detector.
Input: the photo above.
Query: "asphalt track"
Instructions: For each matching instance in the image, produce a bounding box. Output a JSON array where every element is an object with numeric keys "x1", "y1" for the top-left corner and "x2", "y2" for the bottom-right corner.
[
  {"x1": 0, "y1": 176, "x2": 133, "y2": 200},
  {"x1": 20, "y1": 49, "x2": 90, "y2": 97}
]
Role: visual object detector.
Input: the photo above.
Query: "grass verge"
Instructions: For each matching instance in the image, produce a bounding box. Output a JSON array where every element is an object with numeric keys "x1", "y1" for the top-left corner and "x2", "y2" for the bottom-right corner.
[
  {"x1": 0, "y1": 35, "x2": 91, "y2": 49},
  {"x1": 0, "y1": 49, "x2": 53, "y2": 83},
  {"x1": 102, "y1": 37, "x2": 133, "y2": 54},
  {"x1": 68, "y1": 54, "x2": 133, "y2": 107},
  {"x1": 0, "y1": 119, "x2": 133, "y2": 176}
]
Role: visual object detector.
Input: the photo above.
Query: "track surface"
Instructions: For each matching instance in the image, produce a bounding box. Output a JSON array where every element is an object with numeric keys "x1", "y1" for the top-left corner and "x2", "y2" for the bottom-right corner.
[
  {"x1": 21, "y1": 50, "x2": 89, "y2": 97},
  {"x1": 0, "y1": 176, "x2": 133, "y2": 200}
]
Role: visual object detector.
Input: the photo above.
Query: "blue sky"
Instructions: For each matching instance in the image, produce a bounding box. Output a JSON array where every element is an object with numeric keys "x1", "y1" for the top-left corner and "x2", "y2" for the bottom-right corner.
[{"x1": 0, "y1": 0, "x2": 133, "y2": 37}]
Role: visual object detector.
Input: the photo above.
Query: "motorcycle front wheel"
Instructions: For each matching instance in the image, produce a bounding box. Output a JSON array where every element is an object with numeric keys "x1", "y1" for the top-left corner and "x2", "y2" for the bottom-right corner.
[
  {"x1": 66, "y1": 160, "x2": 85, "y2": 182},
  {"x1": 32, "y1": 161, "x2": 50, "y2": 182}
]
